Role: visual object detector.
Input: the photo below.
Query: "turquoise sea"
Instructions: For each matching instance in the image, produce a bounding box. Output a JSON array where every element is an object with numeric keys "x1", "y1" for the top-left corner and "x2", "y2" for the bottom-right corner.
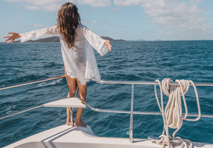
[{"x1": 0, "y1": 41, "x2": 213, "y2": 147}]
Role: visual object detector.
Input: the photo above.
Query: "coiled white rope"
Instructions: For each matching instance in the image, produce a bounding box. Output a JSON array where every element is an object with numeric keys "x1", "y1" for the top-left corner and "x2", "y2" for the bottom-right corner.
[{"x1": 150, "y1": 78, "x2": 201, "y2": 148}]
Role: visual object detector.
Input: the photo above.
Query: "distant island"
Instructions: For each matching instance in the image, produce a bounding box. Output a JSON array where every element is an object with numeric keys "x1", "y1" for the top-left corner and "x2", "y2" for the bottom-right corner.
[
  {"x1": 0, "y1": 36, "x2": 124, "y2": 43},
  {"x1": 1, "y1": 38, "x2": 213, "y2": 43}
]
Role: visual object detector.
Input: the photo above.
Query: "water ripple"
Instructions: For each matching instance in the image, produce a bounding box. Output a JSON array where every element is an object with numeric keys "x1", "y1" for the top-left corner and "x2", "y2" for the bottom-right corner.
[{"x1": 0, "y1": 41, "x2": 213, "y2": 147}]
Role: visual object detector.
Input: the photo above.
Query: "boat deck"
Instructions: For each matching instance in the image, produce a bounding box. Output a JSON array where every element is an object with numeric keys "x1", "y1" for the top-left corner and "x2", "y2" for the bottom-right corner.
[{"x1": 4, "y1": 124, "x2": 213, "y2": 148}]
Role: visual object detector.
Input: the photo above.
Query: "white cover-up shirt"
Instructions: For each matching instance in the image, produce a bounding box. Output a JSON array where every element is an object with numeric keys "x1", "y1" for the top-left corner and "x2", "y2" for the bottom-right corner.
[{"x1": 19, "y1": 24, "x2": 109, "y2": 85}]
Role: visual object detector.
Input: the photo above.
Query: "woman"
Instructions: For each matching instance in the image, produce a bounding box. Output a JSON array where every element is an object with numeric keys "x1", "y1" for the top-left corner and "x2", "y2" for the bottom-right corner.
[{"x1": 3, "y1": 2, "x2": 112, "y2": 127}]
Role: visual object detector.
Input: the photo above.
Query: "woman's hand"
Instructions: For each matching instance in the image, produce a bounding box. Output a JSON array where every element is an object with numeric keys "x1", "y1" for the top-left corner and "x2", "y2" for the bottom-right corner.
[
  {"x1": 3, "y1": 32, "x2": 21, "y2": 43},
  {"x1": 104, "y1": 40, "x2": 112, "y2": 52}
]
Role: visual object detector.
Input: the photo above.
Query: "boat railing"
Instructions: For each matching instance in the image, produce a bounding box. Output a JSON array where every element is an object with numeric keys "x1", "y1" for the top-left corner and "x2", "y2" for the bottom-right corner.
[{"x1": 0, "y1": 75, "x2": 213, "y2": 143}]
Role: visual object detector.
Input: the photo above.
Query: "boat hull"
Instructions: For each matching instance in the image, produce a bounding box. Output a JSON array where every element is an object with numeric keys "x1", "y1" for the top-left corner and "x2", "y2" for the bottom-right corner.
[{"x1": 4, "y1": 125, "x2": 212, "y2": 148}]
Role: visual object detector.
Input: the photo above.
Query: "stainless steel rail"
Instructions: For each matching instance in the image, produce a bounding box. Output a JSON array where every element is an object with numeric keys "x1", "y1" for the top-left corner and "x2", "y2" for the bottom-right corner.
[
  {"x1": 0, "y1": 75, "x2": 66, "y2": 91},
  {"x1": 92, "y1": 78, "x2": 213, "y2": 86},
  {"x1": 1, "y1": 76, "x2": 213, "y2": 144},
  {"x1": 2, "y1": 97, "x2": 212, "y2": 120},
  {"x1": 76, "y1": 97, "x2": 213, "y2": 118},
  {"x1": 129, "y1": 84, "x2": 134, "y2": 143},
  {"x1": 1, "y1": 76, "x2": 213, "y2": 92},
  {"x1": 0, "y1": 105, "x2": 43, "y2": 120},
  {"x1": 75, "y1": 95, "x2": 213, "y2": 143}
]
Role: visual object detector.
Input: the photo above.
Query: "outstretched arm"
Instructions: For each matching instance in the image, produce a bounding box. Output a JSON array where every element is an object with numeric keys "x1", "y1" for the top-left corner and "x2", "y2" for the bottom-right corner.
[
  {"x1": 104, "y1": 40, "x2": 112, "y2": 52},
  {"x1": 3, "y1": 25, "x2": 58, "y2": 43},
  {"x1": 4, "y1": 32, "x2": 21, "y2": 43},
  {"x1": 82, "y1": 26, "x2": 112, "y2": 56}
]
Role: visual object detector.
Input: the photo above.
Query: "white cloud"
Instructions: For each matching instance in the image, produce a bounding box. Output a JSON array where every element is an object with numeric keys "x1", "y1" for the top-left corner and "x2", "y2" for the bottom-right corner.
[
  {"x1": 81, "y1": 21, "x2": 88, "y2": 25},
  {"x1": 114, "y1": 0, "x2": 142, "y2": 6},
  {"x1": 77, "y1": 0, "x2": 111, "y2": 7},
  {"x1": 5, "y1": 0, "x2": 75, "y2": 11},
  {"x1": 14, "y1": 18, "x2": 20, "y2": 21},
  {"x1": 93, "y1": 20, "x2": 104, "y2": 24},
  {"x1": 93, "y1": 20, "x2": 98, "y2": 24},
  {"x1": 5, "y1": 0, "x2": 110, "y2": 9},
  {"x1": 113, "y1": 23, "x2": 126, "y2": 28},
  {"x1": 114, "y1": 0, "x2": 212, "y2": 38},
  {"x1": 33, "y1": 24, "x2": 48, "y2": 27},
  {"x1": 111, "y1": 7, "x2": 119, "y2": 12},
  {"x1": 81, "y1": 12, "x2": 85, "y2": 15},
  {"x1": 93, "y1": 20, "x2": 108, "y2": 24},
  {"x1": 5, "y1": 0, "x2": 212, "y2": 39},
  {"x1": 23, "y1": 4, "x2": 40, "y2": 10}
]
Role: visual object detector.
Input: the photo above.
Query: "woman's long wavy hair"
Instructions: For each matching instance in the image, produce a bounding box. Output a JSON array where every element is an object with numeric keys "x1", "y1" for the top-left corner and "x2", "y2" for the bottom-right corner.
[{"x1": 57, "y1": 2, "x2": 81, "y2": 48}]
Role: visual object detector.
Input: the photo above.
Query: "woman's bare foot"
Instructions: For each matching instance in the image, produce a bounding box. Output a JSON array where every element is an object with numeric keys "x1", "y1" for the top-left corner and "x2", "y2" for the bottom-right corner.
[
  {"x1": 74, "y1": 119, "x2": 86, "y2": 127},
  {"x1": 66, "y1": 118, "x2": 71, "y2": 126}
]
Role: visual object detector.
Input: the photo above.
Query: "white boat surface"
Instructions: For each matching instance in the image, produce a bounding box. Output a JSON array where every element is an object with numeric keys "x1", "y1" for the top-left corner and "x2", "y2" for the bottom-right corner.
[
  {"x1": 1, "y1": 76, "x2": 213, "y2": 148},
  {"x1": 4, "y1": 124, "x2": 212, "y2": 148}
]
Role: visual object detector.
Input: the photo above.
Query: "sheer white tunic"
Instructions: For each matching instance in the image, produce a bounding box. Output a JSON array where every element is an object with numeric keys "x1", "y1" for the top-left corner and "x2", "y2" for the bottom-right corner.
[{"x1": 19, "y1": 24, "x2": 109, "y2": 85}]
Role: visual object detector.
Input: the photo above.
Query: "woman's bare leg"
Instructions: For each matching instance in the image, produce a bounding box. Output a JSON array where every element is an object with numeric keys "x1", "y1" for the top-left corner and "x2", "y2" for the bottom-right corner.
[
  {"x1": 74, "y1": 78, "x2": 87, "y2": 127},
  {"x1": 64, "y1": 68, "x2": 77, "y2": 126}
]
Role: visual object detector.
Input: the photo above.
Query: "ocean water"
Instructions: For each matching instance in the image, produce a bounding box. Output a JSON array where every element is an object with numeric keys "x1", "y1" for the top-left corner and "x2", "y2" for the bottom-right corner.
[{"x1": 0, "y1": 41, "x2": 213, "y2": 147}]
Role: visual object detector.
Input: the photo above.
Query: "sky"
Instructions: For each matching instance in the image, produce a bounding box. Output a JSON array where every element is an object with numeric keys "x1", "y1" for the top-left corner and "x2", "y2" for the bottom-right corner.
[{"x1": 0, "y1": 0, "x2": 213, "y2": 41}]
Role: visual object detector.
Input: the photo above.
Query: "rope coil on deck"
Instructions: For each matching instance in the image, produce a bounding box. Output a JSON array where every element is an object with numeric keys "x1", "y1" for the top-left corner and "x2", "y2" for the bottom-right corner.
[{"x1": 151, "y1": 78, "x2": 201, "y2": 148}]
